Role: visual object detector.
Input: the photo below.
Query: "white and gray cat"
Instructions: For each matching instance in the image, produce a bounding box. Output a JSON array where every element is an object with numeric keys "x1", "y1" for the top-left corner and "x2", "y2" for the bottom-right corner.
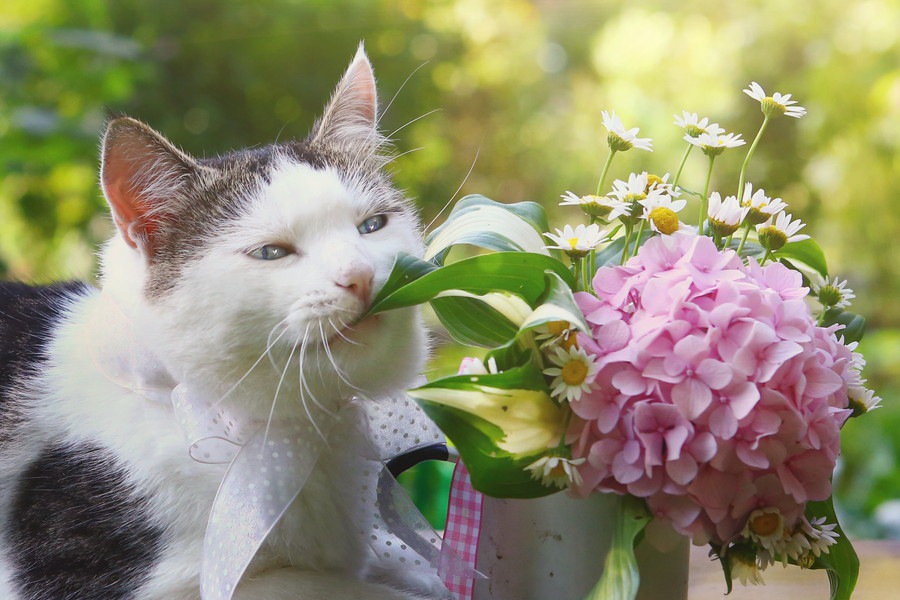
[{"x1": 0, "y1": 47, "x2": 449, "y2": 600}]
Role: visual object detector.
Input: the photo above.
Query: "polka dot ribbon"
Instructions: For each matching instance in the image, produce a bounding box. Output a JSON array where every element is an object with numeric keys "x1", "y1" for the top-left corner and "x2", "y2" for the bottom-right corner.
[{"x1": 172, "y1": 388, "x2": 477, "y2": 600}]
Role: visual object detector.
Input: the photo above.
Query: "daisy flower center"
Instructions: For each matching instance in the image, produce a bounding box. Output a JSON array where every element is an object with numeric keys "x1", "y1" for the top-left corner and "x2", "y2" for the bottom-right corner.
[
  {"x1": 749, "y1": 511, "x2": 782, "y2": 538},
  {"x1": 816, "y1": 284, "x2": 843, "y2": 307},
  {"x1": 608, "y1": 132, "x2": 634, "y2": 152},
  {"x1": 761, "y1": 96, "x2": 788, "y2": 117},
  {"x1": 561, "y1": 360, "x2": 589, "y2": 386},
  {"x1": 547, "y1": 320, "x2": 571, "y2": 336},
  {"x1": 757, "y1": 226, "x2": 788, "y2": 250},
  {"x1": 649, "y1": 207, "x2": 680, "y2": 235}
]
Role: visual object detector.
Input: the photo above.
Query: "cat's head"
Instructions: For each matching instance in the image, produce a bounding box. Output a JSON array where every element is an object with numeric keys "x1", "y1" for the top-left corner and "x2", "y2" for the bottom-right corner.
[{"x1": 97, "y1": 46, "x2": 427, "y2": 415}]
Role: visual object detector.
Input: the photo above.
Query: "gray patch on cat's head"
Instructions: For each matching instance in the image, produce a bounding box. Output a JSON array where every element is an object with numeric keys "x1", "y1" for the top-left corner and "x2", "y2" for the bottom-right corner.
[{"x1": 100, "y1": 46, "x2": 414, "y2": 301}]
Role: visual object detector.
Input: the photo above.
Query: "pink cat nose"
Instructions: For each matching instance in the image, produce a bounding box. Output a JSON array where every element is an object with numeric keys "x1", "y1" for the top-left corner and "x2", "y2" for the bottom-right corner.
[{"x1": 336, "y1": 266, "x2": 374, "y2": 302}]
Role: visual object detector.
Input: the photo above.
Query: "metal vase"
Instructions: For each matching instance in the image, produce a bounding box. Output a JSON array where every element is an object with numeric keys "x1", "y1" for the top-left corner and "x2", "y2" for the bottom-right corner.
[{"x1": 472, "y1": 492, "x2": 689, "y2": 600}]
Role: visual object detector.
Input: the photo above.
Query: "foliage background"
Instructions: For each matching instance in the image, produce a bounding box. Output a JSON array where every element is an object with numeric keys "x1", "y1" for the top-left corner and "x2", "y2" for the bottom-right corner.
[{"x1": 2, "y1": 0, "x2": 899, "y2": 535}]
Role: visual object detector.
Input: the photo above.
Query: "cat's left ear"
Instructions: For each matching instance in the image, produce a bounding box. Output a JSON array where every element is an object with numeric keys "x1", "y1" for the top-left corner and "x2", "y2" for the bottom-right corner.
[
  {"x1": 100, "y1": 117, "x2": 200, "y2": 256},
  {"x1": 311, "y1": 43, "x2": 379, "y2": 149}
]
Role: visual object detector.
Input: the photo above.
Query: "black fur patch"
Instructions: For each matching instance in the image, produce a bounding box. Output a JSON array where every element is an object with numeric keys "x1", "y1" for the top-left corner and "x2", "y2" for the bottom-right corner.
[
  {"x1": 0, "y1": 282, "x2": 92, "y2": 447},
  {"x1": 7, "y1": 443, "x2": 166, "y2": 600}
]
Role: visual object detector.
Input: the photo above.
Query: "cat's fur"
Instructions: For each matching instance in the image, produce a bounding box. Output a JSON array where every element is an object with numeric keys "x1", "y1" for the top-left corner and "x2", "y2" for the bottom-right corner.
[{"x1": 0, "y1": 47, "x2": 446, "y2": 600}]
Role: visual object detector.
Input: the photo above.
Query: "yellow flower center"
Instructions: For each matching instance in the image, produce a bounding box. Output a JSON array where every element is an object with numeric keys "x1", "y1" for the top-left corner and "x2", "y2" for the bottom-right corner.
[
  {"x1": 749, "y1": 511, "x2": 781, "y2": 538},
  {"x1": 645, "y1": 174, "x2": 665, "y2": 192},
  {"x1": 560, "y1": 333, "x2": 579, "y2": 351},
  {"x1": 761, "y1": 96, "x2": 787, "y2": 116},
  {"x1": 561, "y1": 360, "x2": 588, "y2": 386},
  {"x1": 547, "y1": 321, "x2": 571, "y2": 336},
  {"x1": 549, "y1": 461, "x2": 568, "y2": 479},
  {"x1": 649, "y1": 207, "x2": 680, "y2": 235},
  {"x1": 567, "y1": 237, "x2": 580, "y2": 249}
]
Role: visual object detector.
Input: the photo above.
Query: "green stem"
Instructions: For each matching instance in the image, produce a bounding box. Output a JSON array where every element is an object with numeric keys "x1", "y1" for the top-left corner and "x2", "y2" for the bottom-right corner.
[
  {"x1": 672, "y1": 142, "x2": 693, "y2": 190},
  {"x1": 760, "y1": 249, "x2": 774, "y2": 265},
  {"x1": 736, "y1": 114, "x2": 771, "y2": 202},
  {"x1": 620, "y1": 224, "x2": 633, "y2": 265},
  {"x1": 596, "y1": 149, "x2": 617, "y2": 196},
  {"x1": 556, "y1": 406, "x2": 574, "y2": 451},
  {"x1": 572, "y1": 256, "x2": 584, "y2": 291},
  {"x1": 699, "y1": 154, "x2": 716, "y2": 232},
  {"x1": 633, "y1": 220, "x2": 646, "y2": 258},
  {"x1": 735, "y1": 223, "x2": 752, "y2": 255},
  {"x1": 587, "y1": 248, "x2": 596, "y2": 294}
]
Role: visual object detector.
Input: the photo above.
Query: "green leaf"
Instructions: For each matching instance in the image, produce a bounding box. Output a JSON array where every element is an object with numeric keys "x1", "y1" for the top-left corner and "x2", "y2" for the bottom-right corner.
[
  {"x1": 806, "y1": 506, "x2": 857, "y2": 596},
  {"x1": 424, "y1": 195, "x2": 552, "y2": 263},
  {"x1": 774, "y1": 237, "x2": 829, "y2": 278},
  {"x1": 369, "y1": 251, "x2": 573, "y2": 314},
  {"x1": 519, "y1": 270, "x2": 590, "y2": 335},
  {"x1": 430, "y1": 295, "x2": 521, "y2": 347},
  {"x1": 821, "y1": 308, "x2": 867, "y2": 343},
  {"x1": 805, "y1": 495, "x2": 859, "y2": 600},
  {"x1": 582, "y1": 495, "x2": 652, "y2": 600}
]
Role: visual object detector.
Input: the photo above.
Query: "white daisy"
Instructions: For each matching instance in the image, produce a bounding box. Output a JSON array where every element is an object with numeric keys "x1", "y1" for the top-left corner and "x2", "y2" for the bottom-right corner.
[
  {"x1": 741, "y1": 183, "x2": 788, "y2": 225},
  {"x1": 542, "y1": 345, "x2": 599, "y2": 402},
  {"x1": 756, "y1": 212, "x2": 809, "y2": 251},
  {"x1": 743, "y1": 81, "x2": 807, "y2": 119},
  {"x1": 525, "y1": 455, "x2": 585, "y2": 489},
  {"x1": 802, "y1": 516, "x2": 839, "y2": 558},
  {"x1": 812, "y1": 276, "x2": 855, "y2": 310},
  {"x1": 639, "y1": 190, "x2": 687, "y2": 235},
  {"x1": 707, "y1": 192, "x2": 750, "y2": 237},
  {"x1": 609, "y1": 172, "x2": 650, "y2": 202},
  {"x1": 848, "y1": 386, "x2": 882, "y2": 416},
  {"x1": 601, "y1": 110, "x2": 653, "y2": 152},
  {"x1": 673, "y1": 111, "x2": 723, "y2": 138},
  {"x1": 543, "y1": 223, "x2": 608, "y2": 258},
  {"x1": 559, "y1": 191, "x2": 630, "y2": 222},
  {"x1": 742, "y1": 507, "x2": 785, "y2": 555},
  {"x1": 685, "y1": 130, "x2": 746, "y2": 156}
]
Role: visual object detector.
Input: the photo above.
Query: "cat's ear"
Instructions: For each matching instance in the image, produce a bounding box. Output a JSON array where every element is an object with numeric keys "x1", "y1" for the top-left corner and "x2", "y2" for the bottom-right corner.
[
  {"x1": 311, "y1": 43, "x2": 380, "y2": 149},
  {"x1": 100, "y1": 117, "x2": 198, "y2": 256}
]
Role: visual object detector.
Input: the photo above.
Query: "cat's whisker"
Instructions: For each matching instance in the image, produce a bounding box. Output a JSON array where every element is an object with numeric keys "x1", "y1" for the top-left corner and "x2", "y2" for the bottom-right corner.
[
  {"x1": 297, "y1": 327, "x2": 327, "y2": 441},
  {"x1": 265, "y1": 318, "x2": 293, "y2": 371},
  {"x1": 297, "y1": 324, "x2": 338, "y2": 422},
  {"x1": 262, "y1": 338, "x2": 299, "y2": 449},
  {"x1": 425, "y1": 141, "x2": 482, "y2": 233},
  {"x1": 208, "y1": 324, "x2": 292, "y2": 412},
  {"x1": 382, "y1": 146, "x2": 425, "y2": 166},
  {"x1": 376, "y1": 61, "x2": 429, "y2": 131},
  {"x1": 383, "y1": 108, "x2": 442, "y2": 143},
  {"x1": 331, "y1": 317, "x2": 363, "y2": 346},
  {"x1": 321, "y1": 320, "x2": 364, "y2": 393}
]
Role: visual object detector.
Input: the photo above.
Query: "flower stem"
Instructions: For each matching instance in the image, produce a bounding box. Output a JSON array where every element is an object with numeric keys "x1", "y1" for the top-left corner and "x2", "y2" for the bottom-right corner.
[
  {"x1": 699, "y1": 154, "x2": 716, "y2": 232},
  {"x1": 620, "y1": 224, "x2": 633, "y2": 265},
  {"x1": 596, "y1": 149, "x2": 617, "y2": 196},
  {"x1": 736, "y1": 114, "x2": 771, "y2": 202},
  {"x1": 735, "y1": 223, "x2": 752, "y2": 255},
  {"x1": 672, "y1": 142, "x2": 693, "y2": 190}
]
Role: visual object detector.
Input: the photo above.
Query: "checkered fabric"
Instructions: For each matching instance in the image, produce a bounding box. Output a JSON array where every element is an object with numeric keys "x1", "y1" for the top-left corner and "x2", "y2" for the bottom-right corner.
[{"x1": 440, "y1": 461, "x2": 484, "y2": 600}]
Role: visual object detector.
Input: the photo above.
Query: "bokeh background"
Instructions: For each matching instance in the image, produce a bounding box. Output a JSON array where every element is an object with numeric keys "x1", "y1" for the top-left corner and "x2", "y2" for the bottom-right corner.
[{"x1": 2, "y1": 0, "x2": 899, "y2": 536}]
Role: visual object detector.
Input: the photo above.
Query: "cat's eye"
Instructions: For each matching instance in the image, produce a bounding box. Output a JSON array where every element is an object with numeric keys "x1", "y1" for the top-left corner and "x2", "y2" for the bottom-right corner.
[
  {"x1": 357, "y1": 214, "x2": 388, "y2": 235},
  {"x1": 249, "y1": 244, "x2": 293, "y2": 261}
]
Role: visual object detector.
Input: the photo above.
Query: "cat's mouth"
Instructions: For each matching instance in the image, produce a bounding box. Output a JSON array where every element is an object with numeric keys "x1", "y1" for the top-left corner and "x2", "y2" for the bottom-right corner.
[{"x1": 328, "y1": 313, "x2": 381, "y2": 344}]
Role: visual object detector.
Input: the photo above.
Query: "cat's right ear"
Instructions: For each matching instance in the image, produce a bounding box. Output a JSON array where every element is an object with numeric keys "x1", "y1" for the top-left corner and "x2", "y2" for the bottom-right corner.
[{"x1": 100, "y1": 117, "x2": 198, "y2": 256}]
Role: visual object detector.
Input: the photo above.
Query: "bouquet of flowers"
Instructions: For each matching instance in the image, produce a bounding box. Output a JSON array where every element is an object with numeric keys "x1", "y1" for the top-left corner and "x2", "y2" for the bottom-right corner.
[{"x1": 369, "y1": 82, "x2": 879, "y2": 599}]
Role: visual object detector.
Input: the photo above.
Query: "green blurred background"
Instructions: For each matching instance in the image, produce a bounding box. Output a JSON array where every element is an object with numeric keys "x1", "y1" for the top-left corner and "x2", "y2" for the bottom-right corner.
[{"x1": 2, "y1": 0, "x2": 899, "y2": 536}]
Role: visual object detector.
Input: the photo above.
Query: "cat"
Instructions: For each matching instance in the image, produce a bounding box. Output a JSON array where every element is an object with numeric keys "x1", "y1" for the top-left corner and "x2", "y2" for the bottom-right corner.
[{"x1": 0, "y1": 46, "x2": 450, "y2": 600}]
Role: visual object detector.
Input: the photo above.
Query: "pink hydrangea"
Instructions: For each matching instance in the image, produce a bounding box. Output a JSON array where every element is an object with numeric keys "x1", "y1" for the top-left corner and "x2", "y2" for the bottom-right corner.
[{"x1": 570, "y1": 234, "x2": 859, "y2": 545}]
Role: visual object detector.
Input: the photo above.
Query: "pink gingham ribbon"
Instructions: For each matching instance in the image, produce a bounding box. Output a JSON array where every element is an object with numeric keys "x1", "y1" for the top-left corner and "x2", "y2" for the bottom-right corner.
[{"x1": 439, "y1": 461, "x2": 484, "y2": 600}]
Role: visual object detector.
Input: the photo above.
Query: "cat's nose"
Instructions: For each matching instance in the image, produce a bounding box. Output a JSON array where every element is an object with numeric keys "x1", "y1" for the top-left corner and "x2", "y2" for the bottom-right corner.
[{"x1": 336, "y1": 265, "x2": 373, "y2": 303}]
